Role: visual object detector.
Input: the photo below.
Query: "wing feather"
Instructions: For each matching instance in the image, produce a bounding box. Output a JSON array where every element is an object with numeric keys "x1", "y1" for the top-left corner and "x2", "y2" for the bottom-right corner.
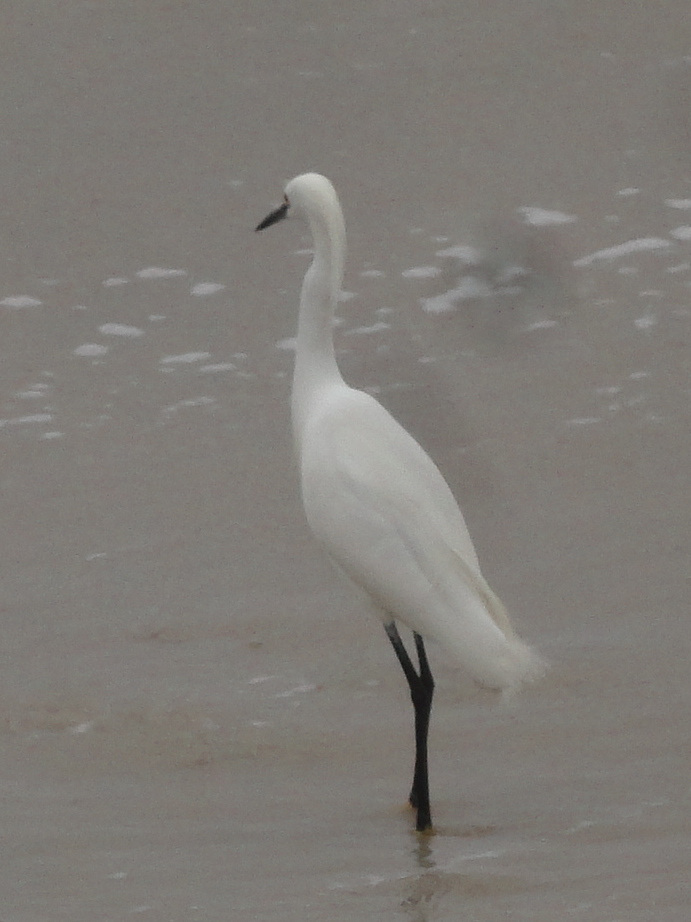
[{"x1": 299, "y1": 389, "x2": 543, "y2": 689}]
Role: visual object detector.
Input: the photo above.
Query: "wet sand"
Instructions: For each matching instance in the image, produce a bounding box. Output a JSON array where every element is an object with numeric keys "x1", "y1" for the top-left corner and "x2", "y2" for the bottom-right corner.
[{"x1": 1, "y1": 2, "x2": 690, "y2": 919}]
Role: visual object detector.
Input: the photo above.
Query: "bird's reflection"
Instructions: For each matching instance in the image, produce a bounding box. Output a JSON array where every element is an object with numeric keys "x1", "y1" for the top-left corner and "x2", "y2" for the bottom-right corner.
[{"x1": 399, "y1": 833, "x2": 437, "y2": 921}]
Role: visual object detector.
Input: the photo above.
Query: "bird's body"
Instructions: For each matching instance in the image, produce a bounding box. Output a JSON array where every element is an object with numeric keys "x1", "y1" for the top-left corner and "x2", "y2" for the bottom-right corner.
[
  {"x1": 256, "y1": 173, "x2": 543, "y2": 832},
  {"x1": 298, "y1": 383, "x2": 537, "y2": 690}
]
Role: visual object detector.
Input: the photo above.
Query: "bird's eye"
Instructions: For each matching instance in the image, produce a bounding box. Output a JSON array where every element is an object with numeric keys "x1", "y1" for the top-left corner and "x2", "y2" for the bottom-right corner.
[{"x1": 283, "y1": 194, "x2": 289, "y2": 205}]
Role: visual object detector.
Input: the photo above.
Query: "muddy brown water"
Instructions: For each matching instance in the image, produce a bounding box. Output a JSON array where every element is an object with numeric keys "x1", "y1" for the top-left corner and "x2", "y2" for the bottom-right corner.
[{"x1": 1, "y1": 3, "x2": 690, "y2": 920}]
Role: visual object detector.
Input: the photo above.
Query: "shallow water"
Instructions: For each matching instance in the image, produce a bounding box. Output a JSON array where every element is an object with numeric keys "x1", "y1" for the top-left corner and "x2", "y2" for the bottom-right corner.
[{"x1": 1, "y1": 2, "x2": 690, "y2": 919}]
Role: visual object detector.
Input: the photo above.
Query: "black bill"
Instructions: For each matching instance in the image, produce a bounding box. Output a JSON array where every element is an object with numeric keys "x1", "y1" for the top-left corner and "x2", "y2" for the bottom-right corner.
[{"x1": 255, "y1": 201, "x2": 289, "y2": 232}]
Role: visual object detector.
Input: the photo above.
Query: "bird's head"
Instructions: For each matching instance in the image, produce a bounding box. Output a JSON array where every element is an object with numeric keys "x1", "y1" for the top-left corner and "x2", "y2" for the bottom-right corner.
[{"x1": 255, "y1": 173, "x2": 339, "y2": 232}]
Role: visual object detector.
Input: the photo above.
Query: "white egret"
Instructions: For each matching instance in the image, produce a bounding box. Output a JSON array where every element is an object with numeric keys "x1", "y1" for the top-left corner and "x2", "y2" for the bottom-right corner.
[{"x1": 256, "y1": 173, "x2": 543, "y2": 832}]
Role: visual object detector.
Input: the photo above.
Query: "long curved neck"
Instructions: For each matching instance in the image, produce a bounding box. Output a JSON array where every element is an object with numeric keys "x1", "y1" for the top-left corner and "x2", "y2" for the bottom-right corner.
[{"x1": 291, "y1": 204, "x2": 346, "y2": 443}]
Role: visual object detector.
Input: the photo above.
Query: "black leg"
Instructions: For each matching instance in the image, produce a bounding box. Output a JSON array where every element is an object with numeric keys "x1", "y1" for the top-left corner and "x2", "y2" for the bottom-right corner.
[
  {"x1": 385, "y1": 622, "x2": 435, "y2": 833},
  {"x1": 409, "y1": 632, "x2": 434, "y2": 817}
]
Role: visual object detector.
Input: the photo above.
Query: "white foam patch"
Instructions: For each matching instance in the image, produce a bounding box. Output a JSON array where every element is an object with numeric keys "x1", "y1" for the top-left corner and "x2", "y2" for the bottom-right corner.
[
  {"x1": 41, "y1": 431, "x2": 64, "y2": 440},
  {"x1": 0, "y1": 413, "x2": 53, "y2": 428},
  {"x1": 275, "y1": 683, "x2": 317, "y2": 699},
  {"x1": 573, "y1": 238, "x2": 672, "y2": 267},
  {"x1": 402, "y1": 266, "x2": 442, "y2": 279},
  {"x1": 1, "y1": 295, "x2": 42, "y2": 308},
  {"x1": 199, "y1": 362, "x2": 236, "y2": 374},
  {"x1": 191, "y1": 282, "x2": 225, "y2": 296},
  {"x1": 518, "y1": 206, "x2": 577, "y2": 226},
  {"x1": 420, "y1": 294, "x2": 455, "y2": 314},
  {"x1": 435, "y1": 245, "x2": 482, "y2": 264},
  {"x1": 664, "y1": 199, "x2": 691, "y2": 209},
  {"x1": 634, "y1": 314, "x2": 657, "y2": 330},
  {"x1": 523, "y1": 319, "x2": 559, "y2": 331},
  {"x1": 344, "y1": 322, "x2": 390, "y2": 336},
  {"x1": 421, "y1": 275, "x2": 493, "y2": 314},
  {"x1": 565, "y1": 417, "x2": 602, "y2": 426},
  {"x1": 99, "y1": 323, "x2": 145, "y2": 338},
  {"x1": 159, "y1": 352, "x2": 210, "y2": 365},
  {"x1": 16, "y1": 383, "x2": 50, "y2": 399},
  {"x1": 497, "y1": 265, "x2": 528, "y2": 284},
  {"x1": 74, "y1": 343, "x2": 109, "y2": 357},
  {"x1": 102, "y1": 277, "x2": 129, "y2": 287},
  {"x1": 162, "y1": 396, "x2": 215, "y2": 418},
  {"x1": 360, "y1": 269, "x2": 386, "y2": 278},
  {"x1": 136, "y1": 267, "x2": 187, "y2": 280},
  {"x1": 276, "y1": 337, "x2": 297, "y2": 351},
  {"x1": 670, "y1": 226, "x2": 691, "y2": 240},
  {"x1": 617, "y1": 187, "x2": 640, "y2": 197},
  {"x1": 665, "y1": 262, "x2": 690, "y2": 274}
]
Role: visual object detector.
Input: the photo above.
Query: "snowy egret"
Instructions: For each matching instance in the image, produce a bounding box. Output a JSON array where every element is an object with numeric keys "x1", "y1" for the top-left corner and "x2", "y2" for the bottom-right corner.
[{"x1": 256, "y1": 173, "x2": 543, "y2": 833}]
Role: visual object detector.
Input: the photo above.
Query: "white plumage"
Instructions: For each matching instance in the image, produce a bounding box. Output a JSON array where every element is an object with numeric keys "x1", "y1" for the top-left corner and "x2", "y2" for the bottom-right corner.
[
  {"x1": 298, "y1": 383, "x2": 542, "y2": 691},
  {"x1": 257, "y1": 172, "x2": 543, "y2": 830}
]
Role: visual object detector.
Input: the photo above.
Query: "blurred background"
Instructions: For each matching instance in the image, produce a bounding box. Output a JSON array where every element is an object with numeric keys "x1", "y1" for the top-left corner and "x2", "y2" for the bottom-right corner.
[{"x1": 1, "y1": 2, "x2": 690, "y2": 919}]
